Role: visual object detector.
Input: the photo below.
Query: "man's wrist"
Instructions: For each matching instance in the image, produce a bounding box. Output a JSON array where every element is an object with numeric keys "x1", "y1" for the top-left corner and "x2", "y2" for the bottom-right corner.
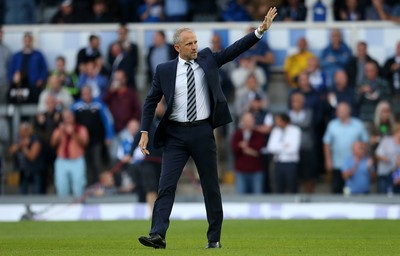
[{"x1": 254, "y1": 27, "x2": 264, "y2": 39}]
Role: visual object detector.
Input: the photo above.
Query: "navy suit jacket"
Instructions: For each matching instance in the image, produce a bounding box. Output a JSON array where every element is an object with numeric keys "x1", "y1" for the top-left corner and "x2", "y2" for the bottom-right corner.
[{"x1": 141, "y1": 31, "x2": 261, "y2": 148}]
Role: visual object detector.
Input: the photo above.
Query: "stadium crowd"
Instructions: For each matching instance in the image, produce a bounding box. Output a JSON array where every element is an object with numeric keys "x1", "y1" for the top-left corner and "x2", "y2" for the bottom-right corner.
[
  {"x1": 0, "y1": 0, "x2": 400, "y2": 24},
  {"x1": 0, "y1": 0, "x2": 400, "y2": 198}
]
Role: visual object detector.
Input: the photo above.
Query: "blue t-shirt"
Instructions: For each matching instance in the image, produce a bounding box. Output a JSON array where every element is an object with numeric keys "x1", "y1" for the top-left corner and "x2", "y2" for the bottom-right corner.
[
  {"x1": 323, "y1": 118, "x2": 369, "y2": 169},
  {"x1": 342, "y1": 157, "x2": 371, "y2": 194}
]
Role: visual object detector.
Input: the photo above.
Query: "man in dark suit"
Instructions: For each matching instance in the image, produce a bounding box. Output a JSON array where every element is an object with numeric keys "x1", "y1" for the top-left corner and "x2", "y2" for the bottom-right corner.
[{"x1": 138, "y1": 7, "x2": 277, "y2": 249}]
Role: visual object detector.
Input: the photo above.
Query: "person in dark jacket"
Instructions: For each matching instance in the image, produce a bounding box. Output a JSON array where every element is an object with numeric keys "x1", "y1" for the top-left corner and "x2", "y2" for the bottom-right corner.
[
  {"x1": 72, "y1": 86, "x2": 114, "y2": 184},
  {"x1": 9, "y1": 122, "x2": 44, "y2": 194}
]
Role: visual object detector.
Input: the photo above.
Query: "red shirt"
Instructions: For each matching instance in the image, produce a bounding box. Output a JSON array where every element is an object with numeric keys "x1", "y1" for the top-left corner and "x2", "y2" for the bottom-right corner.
[
  {"x1": 231, "y1": 129, "x2": 265, "y2": 173},
  {"x1": 103, "y1": 87, "x2": 141, "y2": 133}
]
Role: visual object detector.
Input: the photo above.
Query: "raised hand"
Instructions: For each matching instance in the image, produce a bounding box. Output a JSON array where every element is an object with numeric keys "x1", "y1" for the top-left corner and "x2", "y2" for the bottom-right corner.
[{"x1": 258, "y1": 7, "x2": 278, "y2": 34}]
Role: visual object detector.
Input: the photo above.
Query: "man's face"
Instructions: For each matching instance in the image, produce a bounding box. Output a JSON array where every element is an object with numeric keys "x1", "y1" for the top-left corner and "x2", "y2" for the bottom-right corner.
[
  {"x1": 175, "y1": 31, "x2": 198, "y2": 61},
  {"x1": 91, "y1": 38, "x2": 100, "y2": 49},
  {"x1": 336, "y1": 103, "x2": 350, "y2": 120},
  {"x1": 81, "y1": 87, "x2": 92, "y2": 102},
  {"x1": 365, "y1": 63, "x2": 377, "y2": 80},
  {"x1": 23, "y1": 35, "x2": 33, "y2": 49},
  {"x1": 357, "y1": 43, "x2": 367, "y2": 58}
]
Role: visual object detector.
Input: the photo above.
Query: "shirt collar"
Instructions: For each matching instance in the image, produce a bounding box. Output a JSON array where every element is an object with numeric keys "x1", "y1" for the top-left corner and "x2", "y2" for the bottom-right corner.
[{"x1": 178, "y1": 56, "x2": 195, "y2": 67}]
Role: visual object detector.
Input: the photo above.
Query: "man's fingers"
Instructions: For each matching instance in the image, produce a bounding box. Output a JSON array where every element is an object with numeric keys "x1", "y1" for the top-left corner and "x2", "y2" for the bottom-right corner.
[{"x1": 141, "y1": 148, "x2": 150, "y2": 155}]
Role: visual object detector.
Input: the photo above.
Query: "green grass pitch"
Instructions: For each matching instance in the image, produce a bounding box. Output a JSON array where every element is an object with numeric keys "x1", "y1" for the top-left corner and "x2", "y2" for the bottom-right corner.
[{"x1": 0, "y1": 219, "x2": 399, "y2": 255}]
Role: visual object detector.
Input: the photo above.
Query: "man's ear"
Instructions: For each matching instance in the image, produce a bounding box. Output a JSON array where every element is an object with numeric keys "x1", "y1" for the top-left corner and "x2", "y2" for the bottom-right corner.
[{"x1": 174, "y1": 44, "x2": 180, "y2": 53}]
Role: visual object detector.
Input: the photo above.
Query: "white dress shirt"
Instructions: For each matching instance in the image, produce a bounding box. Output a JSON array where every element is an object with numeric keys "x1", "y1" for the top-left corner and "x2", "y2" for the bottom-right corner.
[
  {"x1": 267, "y1": 124, "x2": 301, "y2": 162},
  {"x1": 170, "y1": 57, "x2": 210, "y2": 122}
]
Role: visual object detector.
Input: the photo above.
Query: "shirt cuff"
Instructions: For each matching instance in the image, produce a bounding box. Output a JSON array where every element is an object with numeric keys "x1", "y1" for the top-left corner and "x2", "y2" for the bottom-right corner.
[
  {"x1": 140, "y1": 131, "x2": 148, "y2": 134},
  {"x1": 254, "y1": 27, "x2": 263, "y2": 39}
]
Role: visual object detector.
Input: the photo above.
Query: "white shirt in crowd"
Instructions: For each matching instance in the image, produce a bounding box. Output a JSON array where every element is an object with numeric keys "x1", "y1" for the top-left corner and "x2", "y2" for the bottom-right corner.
[{"x1": 266, "y1": 124, "x2": 301, "y2": 162}]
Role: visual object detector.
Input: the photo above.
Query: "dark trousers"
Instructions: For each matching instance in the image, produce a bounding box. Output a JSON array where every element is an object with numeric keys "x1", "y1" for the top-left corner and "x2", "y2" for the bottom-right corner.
[
  {"x1": 274, "y1": 162, "x2": 298, "y2": 194},
  {"x1": 19, "y1": 170, "x2": 42, "y2": 195},
  {"x1": 85, "y1": 142, "x2": 103, "y2": 184},
  {"x1": 332, "y1": 169, "x2": 344, "y2": 194},
  {"x1": 150, "y1": 122, "x2": 222, "y2": 242}
]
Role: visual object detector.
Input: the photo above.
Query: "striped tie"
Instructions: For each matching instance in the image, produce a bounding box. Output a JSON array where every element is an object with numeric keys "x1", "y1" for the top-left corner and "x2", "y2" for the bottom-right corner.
[{"x1": 185, "y1": 61, "x2": 196, "y2": 122}]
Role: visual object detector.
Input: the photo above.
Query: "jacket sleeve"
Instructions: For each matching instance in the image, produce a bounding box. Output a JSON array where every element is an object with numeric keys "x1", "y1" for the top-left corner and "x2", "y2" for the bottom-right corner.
[
  {"x1": 213, "y1": 31, "x2": 260, "y2": 68},
  {"x1": 141, "y1": 65, "x2": 163, "y2": 132}
]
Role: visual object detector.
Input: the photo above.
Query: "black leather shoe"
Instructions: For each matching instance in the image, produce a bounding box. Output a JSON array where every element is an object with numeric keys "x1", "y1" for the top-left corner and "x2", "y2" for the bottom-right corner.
[
  {"x1": 138, "y1": 234, "x2": 166, "y2": 249},
  {"x1": 206, "y1": 241, "x2": 222, "y2": 249}
]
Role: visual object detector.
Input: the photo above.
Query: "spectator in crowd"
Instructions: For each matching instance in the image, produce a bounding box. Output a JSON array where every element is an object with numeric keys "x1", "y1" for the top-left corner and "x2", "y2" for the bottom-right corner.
[
  {"x1": 104, "y1": 70, "x2": 141, "y2": 134},
  {"x1": 306, "y1": 56, "x2": 327, "y2": 92},
  {"x1": 51, "y1": 0, "x2": 82, "y2": 24},
  {"x1": 86, "y1": 0, "x2": 114, "y2": 23},
  {"x1": 237, "y1": 27, "x2": 274, "y2": 91},
  {"x1": 116, "y1": 119, "x2": 142, "y2": 195},
  {"x1": 117, "y1": 0, "x2": 142, "y2": 23},
  {"x1": 267, "y1": 113, "x2": 301, "y2": 194},
  {"x1": 370, "y1": 100, "x2": 395, "y2": 166},
  {"x1": 130, "y1": 100, "x2": 165, "y2": 215},
  {"x1": 284, "y1": 37, "x2": 315, "y2": 88},
  {"x1": 234, "y1": 73, "x2": 267, "y2": 123},
  {"x1": 37, "y1": 74, "x2": 73, "y2": 113},
  {"x1": 4, "y1": 0, "x2": 36, "y2": 24},
  {"x1": 375, "y1": 126, "x2": 400, "y2": 194},
  {"x1": 147, "y1": 30, "x2": 178, "y2": 84},
  {"x1": 0, "y1": 115, "x2": 10, "y2": 194},
  {"x1": 103, "y1": 70, "x2": 141, "y2": 160},
  {"x1": 0, "y1": 27, "x2": 11, "y2": 104},
  {"x1": 345, "y1": 41, "x2": 380, "y2": 88},
  {"x1": 232, "y1": 112, "x2": 265, "y2": 194},
  {"x1": 51, "y1": 56, "x2": 79, "y2": 99},
  {"x1": 231, "y1": 53, "x2": 266, "y2": 94},
  {"x1": 277, "y1": 0, "x2": 307, "y2": 22},
  {"x1": 342, "y1": 141, "x2": 374, "y2": 195},
  {"x1": 289, "y1": 72, "x2": 323, "y2": 128},
  {"x1": 289, "y1": 92, "x2": 316, "y2": 193},
  {"x1": 8, "y1": 32, "x2": 48, "y2": 103},
  {"x1": 138, "y1": 0, "x2": 164, "y2": 22},
  {"x1": 51, "y1": 109, "x2": 89, "y2": 197},
  {"x1": 163, "y1": 0, "x2": 189, "y2": 22},
  {"x1": 323, "y1": 102, "x2": 369, "y2": 194},
  {"x1": 320, "y1": 28, "x2": 352, "y2": 89},
  {"x1": 6, "y1": 71, "x2": 33, "y2": 104},
  {"x1": 383, "y1": 41, "x2": 400, "y2": 119},
  {"x1": 221, "y1": 0, "x2": 253, "y2": 21},
  {"x1": 72, "y1": 86, "x2": 114, "y2": 184},
  {"x1": 252, "y1": 97, "x2": 274, "y2": 194},
  {"x1": 9, "y1": 122, "x2": 44, "y2": 194},
  {"x1": 356, "y1": 61, "x2": 390, "y2": 123},
  {"x1": 34, "y1": 95, "x2": 62, "y2": 194},
  {"x1": 108, "y1": 42, "x2": 135, "y2": 86},
  {"x1": 326, "y1": 70, "x2": 356, "y2": 119},
  {"x1": 374, "y1": 101, "x2": 396, "y2": 136},
  {"x1": 75, "y1": 35, "x2": 102, "y2": 75},
  {"x1": 107, "y1": 25, "x2": 138, "y2": 90},
  {"x1": 337, "y1": 0, "x2": 365, "y2": 21},
  {"x1": 365, "y1": 0, "x2": 390, "y2": 20},
  {"x1": 77, "y1": 60, "x2": 108, "y2": 100}
]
